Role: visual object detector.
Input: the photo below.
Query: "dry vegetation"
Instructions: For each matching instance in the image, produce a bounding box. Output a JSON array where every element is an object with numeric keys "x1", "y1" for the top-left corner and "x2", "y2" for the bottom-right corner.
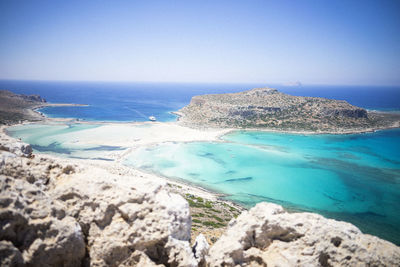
[{"x1": 167, "y1": 183, "x2": 243, "y2": 245}]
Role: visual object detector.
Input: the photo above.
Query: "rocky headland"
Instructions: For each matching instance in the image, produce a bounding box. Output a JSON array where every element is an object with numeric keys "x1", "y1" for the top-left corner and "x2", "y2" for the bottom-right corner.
[
  {"x1": 0, "y1": 90, "x2": 86, "y2": 125},
  {"x1": 179, "y1": 87, "x2": 400, "y2": 133}
]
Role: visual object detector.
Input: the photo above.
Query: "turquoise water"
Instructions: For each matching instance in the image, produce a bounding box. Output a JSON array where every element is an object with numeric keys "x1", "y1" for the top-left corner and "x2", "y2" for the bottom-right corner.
[
  {"x1": 6, "y1": 123, "x2": 127, "y2": 160},
  {"x1": 124, "y1": 129, "x2": 400, "y2": 245},
  {"x1": 7, "y1": 123, "x2": 400, "y2": 245},
  {"x1": 4, "y1": 81, "x2": 400, "y2": 244}
]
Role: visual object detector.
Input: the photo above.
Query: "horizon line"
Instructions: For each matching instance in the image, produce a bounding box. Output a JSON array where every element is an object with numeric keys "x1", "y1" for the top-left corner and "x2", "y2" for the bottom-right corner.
[{"x1": 0, "y1": 78, "x2": 399, "y2": 88}]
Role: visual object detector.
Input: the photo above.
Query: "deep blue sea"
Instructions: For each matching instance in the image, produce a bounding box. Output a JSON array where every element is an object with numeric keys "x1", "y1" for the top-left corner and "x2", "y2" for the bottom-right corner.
[
  {"x1": 2, "y1": 80, "x2": 400, "y2": 245},
  {"x1": 1, "y1": 80, "x2": 399, "y2": 121}
]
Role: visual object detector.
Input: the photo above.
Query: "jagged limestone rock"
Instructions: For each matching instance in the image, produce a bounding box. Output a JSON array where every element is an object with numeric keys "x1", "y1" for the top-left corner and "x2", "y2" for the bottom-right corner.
[
  {"x1": 50, "y1": 165, "x2": 195, "y2": 266},
  {"x1": 206, "y1": 202, "x2": 400, "y2": 266},
  {"x1": 0, "y1": 176, "x2": 86, "y2": 267}
]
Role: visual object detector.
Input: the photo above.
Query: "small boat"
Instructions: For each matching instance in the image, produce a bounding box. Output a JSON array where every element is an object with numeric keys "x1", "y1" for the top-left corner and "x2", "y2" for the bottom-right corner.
[{"x1": 149, "y1": 116, "x2": 156, "y2": 121}]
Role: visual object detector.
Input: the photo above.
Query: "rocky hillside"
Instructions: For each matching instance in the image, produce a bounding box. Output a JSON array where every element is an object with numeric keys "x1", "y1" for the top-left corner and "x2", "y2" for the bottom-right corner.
[
  {"x1": 179, "y1": 87, "x2": 400, "y2": 132},
  {"x1": 0, "y1": 90, "x2": 47, "y2": 125},
  {"x1": 1, "y1": 132, "x2": 399, "y2": 266}
]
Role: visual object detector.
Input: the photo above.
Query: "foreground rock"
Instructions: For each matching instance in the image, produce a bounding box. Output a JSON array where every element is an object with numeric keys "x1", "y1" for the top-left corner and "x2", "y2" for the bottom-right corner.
[
  {"x1": 0, "y1": 136, "x2": 201, "y2": 267},
  {"x1": 0, "y1": 176, "x2": 86, "y2": 266},
  {"x1": 179, "y1": 87, "x2": 400, "y2": 132},
  {"x1": 50, "y1": 168, "x2": 196, "y2": 267},
  {"x1": 207, "y1": 202, "x2": 400, "y2": 266}
]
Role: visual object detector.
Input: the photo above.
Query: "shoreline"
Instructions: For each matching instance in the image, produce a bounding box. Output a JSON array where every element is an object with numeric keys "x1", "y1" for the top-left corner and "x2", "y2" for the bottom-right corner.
[
  {"x1": 3, "y1": 110, "x2": 400, "y2": 247},
  {"x1": 6, "y1": 115, "x2": 400, "y2": 217},
  {"x1": 6, "y1": 106, "x2": 400, "y2": 213},
  {"x1": 31, "y1": 101, "x2": 400, "y2": 134},
  {"x1": 1, "y1": 121, "x2": 244, "y2": 210},
  {"x1": 1, "y1": 122, "x2": 246, "y2": 244},
  {"x1": 173, "y1": 110, "x2": 400, "y2": 135}
]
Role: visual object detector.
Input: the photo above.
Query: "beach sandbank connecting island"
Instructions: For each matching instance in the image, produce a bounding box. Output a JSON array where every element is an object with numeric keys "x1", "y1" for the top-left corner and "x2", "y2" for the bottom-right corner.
[{"x1": 1, "y1": 89, "x2": 400, "y2": 266}]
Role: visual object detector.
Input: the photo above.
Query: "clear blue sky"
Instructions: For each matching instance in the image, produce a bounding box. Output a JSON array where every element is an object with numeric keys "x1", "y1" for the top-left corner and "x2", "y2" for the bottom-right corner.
[{"x1": 0, "y1": 0, "x2": 399, "y2": 85}]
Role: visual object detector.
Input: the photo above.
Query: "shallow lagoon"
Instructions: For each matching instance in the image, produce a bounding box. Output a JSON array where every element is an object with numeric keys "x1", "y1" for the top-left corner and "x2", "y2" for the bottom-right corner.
[
  {"x1": 7, "y1": 124, "x2": 400, "y2": 245},
  {"x1": 125, "y1": 129, "x2": 400, "y2": 245},
  {"x1": 6, "y1": 123, "x2": 129, "y2": 160}
]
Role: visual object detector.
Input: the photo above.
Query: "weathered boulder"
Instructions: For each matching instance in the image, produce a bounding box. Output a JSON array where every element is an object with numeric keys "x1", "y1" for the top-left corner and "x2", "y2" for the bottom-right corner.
[
  {"x1": 206, "y1": 202, "x2": 400, "y2": 266},
  {"x1": 50, "y1": 166, "x2": 196, "y2": 267},
  {"x1": 0, "y1": 175, "x2": 86, "y2": 267},
  {"x1": 0, "y1": 136, "x2": 199, "y2": 267}
]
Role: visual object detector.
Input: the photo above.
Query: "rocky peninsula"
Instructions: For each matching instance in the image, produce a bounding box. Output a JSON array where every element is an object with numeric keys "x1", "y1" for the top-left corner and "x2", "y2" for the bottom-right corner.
[
  {"x1": 0, "y1": 90, "x2": 87, "y2": 125},
  {"x1": 1, "y1": 90, "x2": 400, "y2": 266},
  {"x1": 179, "y1": 87, "x2": 400, "y2": 133}
]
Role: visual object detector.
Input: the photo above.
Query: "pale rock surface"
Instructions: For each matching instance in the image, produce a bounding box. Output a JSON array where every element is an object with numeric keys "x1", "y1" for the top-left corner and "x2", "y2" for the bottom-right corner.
[
  {"x1": 50, "y1": 164, "x2": 196, "y2": 267},
  {"x1": 0, "y1": 151, "x2": 70, "y2": 189},
  {"x1": 0, "y1": 132, "x2": 32, "y2": 157},
  {"x1": 0, "y1": 175, "x2": 86, "y2": 266},
  {"x1": 119, "y1": 250, "x2": 164, "y2": 266},
  {"x1": 206, "y1": 202, "x2": 400, "y2": 266},
  {"x1": 193, "y1": 234, "x2": 209, "y2": 266}
]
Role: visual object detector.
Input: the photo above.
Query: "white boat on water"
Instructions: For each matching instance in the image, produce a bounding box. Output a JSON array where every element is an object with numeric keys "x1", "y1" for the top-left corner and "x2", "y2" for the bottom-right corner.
[{"x1": 149, "y1": 116, "x2": 156, "y2": 121}]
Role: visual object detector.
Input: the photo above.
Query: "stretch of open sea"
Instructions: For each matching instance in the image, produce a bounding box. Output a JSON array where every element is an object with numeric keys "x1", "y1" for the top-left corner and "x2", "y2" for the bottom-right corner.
[{"x1": 2, "y1": 80, "x2": 400, "y2": 245}]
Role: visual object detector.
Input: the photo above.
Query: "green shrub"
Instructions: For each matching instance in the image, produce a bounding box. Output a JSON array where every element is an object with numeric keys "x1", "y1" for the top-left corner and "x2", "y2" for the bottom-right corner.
[
  {"x1": 195, "y1": 196, "x2": 204, "y2": 202},
  {"x1": 201, "y1": 221, "x2": 226, "y2": 228},
  {"x1": 210, "y1": 215, "x2": 223, "y2": 222}
]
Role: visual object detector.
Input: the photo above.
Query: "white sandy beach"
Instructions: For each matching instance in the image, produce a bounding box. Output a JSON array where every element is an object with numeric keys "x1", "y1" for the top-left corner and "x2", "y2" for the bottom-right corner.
[{"x1": 1, "y1": 120, "x2": 237, "y2": 204}]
